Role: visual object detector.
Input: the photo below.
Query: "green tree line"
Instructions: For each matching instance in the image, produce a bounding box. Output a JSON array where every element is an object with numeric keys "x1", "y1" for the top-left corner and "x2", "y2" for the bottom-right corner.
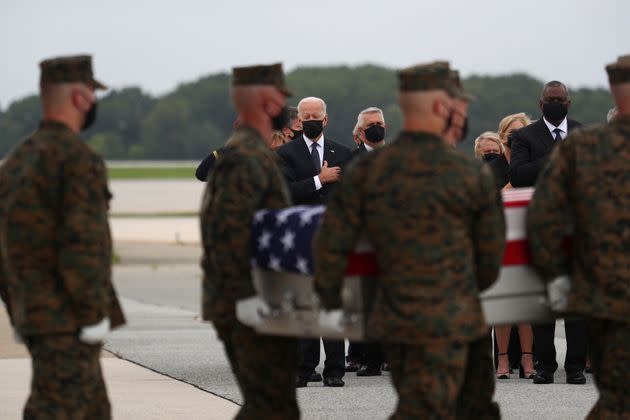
[{"x1": 0, "y1": 65, "x2": 613, "y2": 159}]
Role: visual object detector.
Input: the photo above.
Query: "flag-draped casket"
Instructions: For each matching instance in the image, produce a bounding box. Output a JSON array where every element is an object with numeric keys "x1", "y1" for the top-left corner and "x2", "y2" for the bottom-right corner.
[{"x1": 236, "y1": 187, "x2": 556, "y2": 339}]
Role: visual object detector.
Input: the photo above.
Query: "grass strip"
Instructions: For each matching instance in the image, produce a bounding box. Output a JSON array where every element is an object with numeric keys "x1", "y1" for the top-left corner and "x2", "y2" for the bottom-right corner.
[{"x1": 108, "y1": 167, "x2": 197, "y2": 179}]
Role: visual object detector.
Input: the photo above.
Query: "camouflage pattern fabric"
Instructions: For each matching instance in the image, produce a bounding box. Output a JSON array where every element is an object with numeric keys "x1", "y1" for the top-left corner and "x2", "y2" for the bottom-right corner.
[
  {"x1": 24, "y1": 334, "x2": 109, "y2": 420},
  {"x1": 585, "y1": 318, "x2": 629, "y2": 419},
  {"x1": 456, "y1": 333, "x2": 500, "y2": 420},
  {"x1": 314, "y1": 130, "x2": 505, "y2": 344},
  {"x1": 200, "y1": 125, "x2": 298, "y2": 419},
  {"x1": 0, "y1": 120, "x2": 125, "y2": 336},
  {"x1": 384, "y1": 340, "x2": 468, "y2": 419},
  {"x1": 39, "y1": 55, "x2": 106, "y2": 89},
  {"x1": 526, "y1": 116, "x2": 630, "y2": 322},
  {"x1": 200, "y1": 125, "x2": 292, "y2": 323},
  {"x1": 216, "y1": 322, "x2": 299, "y2": 420},
  {"x1": 527, "y1": 116, "x2": 629, "y2": 419}
]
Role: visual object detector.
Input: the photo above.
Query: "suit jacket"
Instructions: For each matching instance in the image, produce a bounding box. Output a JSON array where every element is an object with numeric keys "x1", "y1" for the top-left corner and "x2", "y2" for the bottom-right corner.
[
  {"x1": 351, "y1": 142, "x2": 368, "y2": 159},
  {"x1": 276, "y1": 135, "x2": 352, "y2": 205},
  {"x1": 509, "y1": 117, "x2": 582, "y2": 187}
]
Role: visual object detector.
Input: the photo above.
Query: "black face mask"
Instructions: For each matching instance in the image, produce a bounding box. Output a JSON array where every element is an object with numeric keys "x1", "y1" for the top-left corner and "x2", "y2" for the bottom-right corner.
[
  {"x1": 443, "y1": 110, "x2": 468, "y2": 142},
  {"x1": 364, "y1": 124, "x2": 385, "y2": 143},
  {"x1": 302, "y1": 119, "x2": 324, "y2": 139},
  {"x1": 290, "y1": 129, "x2": 303, "y2": 139},
  {"x1": 82, "y1": 102, "x2": 98, "y2": 131},
  {"x1": 542, "y1": 102, "x2": 568, "y2": 122},
  {"x1": 482, "y1": 153, "x2": 501, "y2": 163},
  {"x1": 271, "y1": 106, "x2": 289, "y2": 131}
]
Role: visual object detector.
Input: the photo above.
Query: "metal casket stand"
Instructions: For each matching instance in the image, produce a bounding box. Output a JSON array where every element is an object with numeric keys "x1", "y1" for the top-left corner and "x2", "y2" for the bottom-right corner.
[{"x1": 236, "y1": 269, "x2": 367, "y2": 340}]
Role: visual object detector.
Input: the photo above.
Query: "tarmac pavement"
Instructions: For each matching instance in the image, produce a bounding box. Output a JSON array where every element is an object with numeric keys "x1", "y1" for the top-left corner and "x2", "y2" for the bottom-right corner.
[{"x1": 1, "y1": 241, "x2": 599, "y2": 419}]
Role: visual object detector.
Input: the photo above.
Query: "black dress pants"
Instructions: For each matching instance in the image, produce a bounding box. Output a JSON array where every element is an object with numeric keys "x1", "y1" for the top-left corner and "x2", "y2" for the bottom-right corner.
[
  {"x1": 533, "y1": 318, "x2": 587, "y2": 374},
  {"x1": 298, "y1": 338, "x2": 345, "y2": 379}
]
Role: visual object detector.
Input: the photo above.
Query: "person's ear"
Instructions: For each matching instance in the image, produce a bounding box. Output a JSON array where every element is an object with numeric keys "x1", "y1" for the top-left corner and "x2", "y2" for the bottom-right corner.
[
  {"x1": 322, "y1": 114, "x2": 329, "y2": 127},
  {"x1": 566, "y1": 99, "x2": 572, "y2": 109},
  {"x1": 539, "y1": 99, "x2": 544, "y2": 111},
  {"x1": 71, "y1": 89, "x2": 90, "y2": 113}
]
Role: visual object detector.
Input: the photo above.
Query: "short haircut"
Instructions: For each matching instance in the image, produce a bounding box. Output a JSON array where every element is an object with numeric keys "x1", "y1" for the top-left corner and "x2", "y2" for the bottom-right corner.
[
  {"x1": 297, "y1": 97, "x2": 327, "y2": 116},
  {"x1": 542, "y1": 80, "x2": 569, "y2": 98},
  {"x1": 288, "y1": 106, "x2": 299, "y2": 124},
  {"x1": 497, "y1": 113, "x2": 531, "y2": 142},
  {"x1": 473, "y1": 131, "x2": 504, "y2": 158},
  {"x1": 353, "y1": 107, "x2": 384, "y2": 135}
]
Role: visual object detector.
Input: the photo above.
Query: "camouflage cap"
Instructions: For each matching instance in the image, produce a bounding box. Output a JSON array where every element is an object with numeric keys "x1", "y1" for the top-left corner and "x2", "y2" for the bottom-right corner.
[
  {"x1": 398, "y1": 61, "x2": 458, "y2": 97},
  {"x1": 449, "y1": 70, "x2": 475, "y2": 101},
  {"x1": 39, "y1": 55, "x2": 107, "y2": 89},
  {"x1": 606, "y1": 54, "x2": 630, "y2": 85},
  {"x1": 232, "y1": 63, "x2": 292, "y2": 96}
]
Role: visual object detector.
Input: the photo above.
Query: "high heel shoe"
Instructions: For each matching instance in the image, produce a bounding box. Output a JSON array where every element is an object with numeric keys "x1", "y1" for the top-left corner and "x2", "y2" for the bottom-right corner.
[
  {"x1": 496, "y1": 353, "x2": 510, "y2": 379},
  {"x1": 519, "y1": 352, "x2": 535, "y2": 379}
]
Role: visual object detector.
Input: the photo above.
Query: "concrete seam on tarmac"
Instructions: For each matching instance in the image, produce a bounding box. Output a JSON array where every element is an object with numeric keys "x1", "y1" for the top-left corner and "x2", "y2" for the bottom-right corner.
[{"x1": 105, "y1": 343, "x2": 242, "y2": 407}]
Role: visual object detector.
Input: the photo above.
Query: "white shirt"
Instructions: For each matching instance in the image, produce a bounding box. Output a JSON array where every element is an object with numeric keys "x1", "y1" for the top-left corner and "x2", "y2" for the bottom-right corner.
[
  {"x1": 303, "y1": 134, "x2": 325, "y2": 190},
  {"x1": 364, "y1": 143, "x2": 374, "y2": 152},
  {"x1": 543, "y1": 117, "x2": 568, "y2": 140}
]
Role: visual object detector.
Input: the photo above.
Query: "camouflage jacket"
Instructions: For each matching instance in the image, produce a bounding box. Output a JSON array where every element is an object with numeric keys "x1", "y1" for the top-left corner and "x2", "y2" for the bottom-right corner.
[
  {"x1": 527, "y1": 116, "x2": 630, "y2": 322},
  {"x1": 314, "y1": 131, "x2": 505, "y2": 344},
  {"x1": 0, "y1": 120, "x2": 125, "y2": 335},
  {"x1": 200, "y1": 126, "x2": 291, "y2": 324}
]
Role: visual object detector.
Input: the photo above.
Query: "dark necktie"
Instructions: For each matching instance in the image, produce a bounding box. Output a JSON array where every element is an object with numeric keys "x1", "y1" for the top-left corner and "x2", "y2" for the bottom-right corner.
[
  {"x1": 311, "y1": 142, "x2": 321, "y2": 173},
  {"x1": 553, "y1": 128, "x2": 563, "y2": 142}
]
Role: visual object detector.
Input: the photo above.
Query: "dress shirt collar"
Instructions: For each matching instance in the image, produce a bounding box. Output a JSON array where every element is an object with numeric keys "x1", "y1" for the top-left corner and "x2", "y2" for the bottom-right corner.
[
  {"x1": 303, "y1": 133, "x2": 325, "y2": 150},
  {"x1": 543, "y1": 116, "x2": 568, "y2": 136},
  {"x1": 364, "y1": 143, "x2": 374, "y2": 152}
]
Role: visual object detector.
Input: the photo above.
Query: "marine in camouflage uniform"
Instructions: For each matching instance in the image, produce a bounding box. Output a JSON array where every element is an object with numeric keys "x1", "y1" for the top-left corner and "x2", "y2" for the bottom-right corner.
[
  {"x1": 200, "y1": 63, "x2": 299, "y2": 420},
  {"x1": 0, "y1": 55, "x2": 125, "y2": 419},
  {"x1": 314, "y1": 62, "x2": 505, "y2": 419},
  {"x1": 527, "y1": 55, "x2": 630, "y2": 420},
  {"x1": 444, "y1": 70, "x2": 501, "y2": 420}
]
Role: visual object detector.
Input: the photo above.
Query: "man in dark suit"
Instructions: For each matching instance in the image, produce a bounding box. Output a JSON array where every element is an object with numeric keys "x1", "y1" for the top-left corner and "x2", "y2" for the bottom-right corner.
[
  {"x1": 276, "y1": 96, "x2": 352, "y2": 388},
  {"x1": 509, "y1": 80, "x2": 587, "y2": 385},
  {"x1": 346, "y1": 107, "x2": 387, "y2": 376}
]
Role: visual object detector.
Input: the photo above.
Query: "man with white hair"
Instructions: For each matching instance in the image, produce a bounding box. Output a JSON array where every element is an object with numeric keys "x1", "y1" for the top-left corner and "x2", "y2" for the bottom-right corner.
[
  {"x1": 346, "y1": 106, "x2": 387, "y2": 377},
  {"x1": 351, "y1": 107, "x2": 387, "y2": 157},
  {"x1": 276, "y1": 96, "x2": 352, "y2": 388}
]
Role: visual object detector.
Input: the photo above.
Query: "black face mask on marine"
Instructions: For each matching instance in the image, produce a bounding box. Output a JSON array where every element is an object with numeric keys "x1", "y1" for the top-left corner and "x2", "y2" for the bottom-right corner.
[
  {"x1": 302, "y1": 120, "x2": 324, "y2": 139},
  {"x1": 363, "y1": 124, "x2": 385, "y2": 143},
  {"x1": 542, "y1": 102, "x2": 568, "y2": 122},
  {"x1": 82, "y1": 102, "x2": 98, "y2": 131}
]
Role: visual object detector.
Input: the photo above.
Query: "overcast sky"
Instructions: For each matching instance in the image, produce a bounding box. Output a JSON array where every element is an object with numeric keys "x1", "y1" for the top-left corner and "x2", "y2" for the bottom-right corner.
[{"x1": 1, "y1": 0, "x2": 628, "y2": 107}]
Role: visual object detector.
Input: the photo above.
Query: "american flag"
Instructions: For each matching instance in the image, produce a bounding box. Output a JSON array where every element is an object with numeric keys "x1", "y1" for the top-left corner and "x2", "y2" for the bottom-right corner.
[{"x1": 251, "y1": 205, "x2": 326, "y2": 276}]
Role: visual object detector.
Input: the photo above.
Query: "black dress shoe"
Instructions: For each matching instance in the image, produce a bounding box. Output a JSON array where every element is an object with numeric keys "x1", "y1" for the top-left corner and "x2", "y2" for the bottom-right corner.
[
  {"x1": 346, "y1": 360, "x2": 361, "y2": 372},
  {"x1": 323, "y1": 377, "x2": 345, "y2": 387},
  {"x1": 357, "y1": 365, "x2": 382, "y2": 377},
  {"x1": 296, "y1": 376, "x2": 309, "y2": 388},
  {"x1": 532, "y1": 371, "x2": 554, "y2": 384},
  {"x1": 566, "y1": 371, "x2": 586, "y2": 385},
  {"x1": 309, "y1": 372, "x2": 323, "y2": 382}
]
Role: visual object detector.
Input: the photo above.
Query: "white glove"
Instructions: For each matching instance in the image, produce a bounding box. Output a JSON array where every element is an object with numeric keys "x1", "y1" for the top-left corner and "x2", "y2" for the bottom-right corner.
[
  {"x1": 547, "y1": 275, "x2": 571, "y2": 312},
  {"x1": 319, "y1": 310, "x2": 344, "y2": 332},
  {"x1": 13, "y1": 329, "x2": 23, "y2": 344},
  {"x1": 79, "y1": 317, "x2": 111, "y2": 345}
]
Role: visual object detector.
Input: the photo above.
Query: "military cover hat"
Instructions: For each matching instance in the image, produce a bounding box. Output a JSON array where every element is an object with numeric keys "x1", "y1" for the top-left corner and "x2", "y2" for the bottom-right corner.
[
  {"x1": 232, "y1": 63, "x2": 292, "y2": 96},
  {"x1": 398, "y1": 61, "x2": 458, "y2": 97},
  {"x1": 39, "y1": 55, "x2": 107, "y2": 89},
  {"x1": 606, "y1": 54, "x2": 630, "y2": 85},
  {"x1": 449, "y1": 70, "x2": 475, "y2": 101}
]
